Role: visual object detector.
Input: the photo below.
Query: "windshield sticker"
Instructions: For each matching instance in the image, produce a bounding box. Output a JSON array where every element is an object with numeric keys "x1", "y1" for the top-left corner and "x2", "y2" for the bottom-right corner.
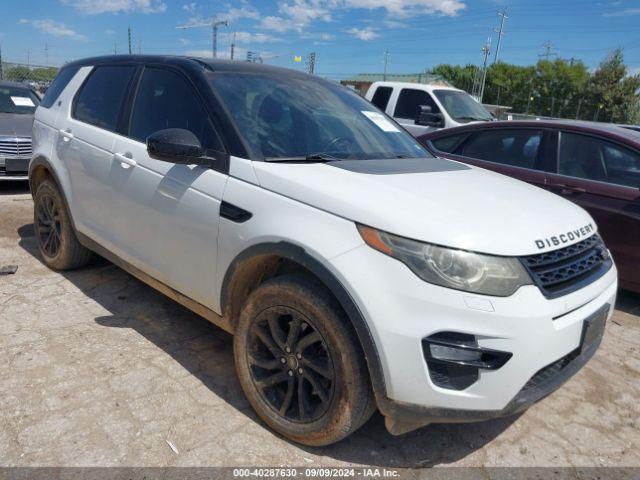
[
  {"x1": 361, "y1": 111, "x2": 400, "y2": 132},
  {"x1": 10, "y1": 96, "x2": 35, "y2": 107}
]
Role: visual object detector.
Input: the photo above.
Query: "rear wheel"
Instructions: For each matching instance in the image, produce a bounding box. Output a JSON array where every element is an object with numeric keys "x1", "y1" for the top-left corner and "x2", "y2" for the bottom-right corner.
[
  {"x1": 33, "y1": 179, "x2": 93, "y2": 270},
  {"x1": 234, "y1": 275, "x2": 375, "y2": 446}
]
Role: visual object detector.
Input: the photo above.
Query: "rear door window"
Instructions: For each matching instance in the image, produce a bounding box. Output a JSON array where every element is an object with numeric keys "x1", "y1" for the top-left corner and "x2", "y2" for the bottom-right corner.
[
  {"x1": 461, "y1": 129, "x2": 543, "y2": 169},
  {"x1": 73, "y1": 65, "x2": 136, "y2": 132},
  {"x1": 559, "y1": 132, "x2": 640, "y2": 188},
  {"x1": 128, "y1": 67, "x2": 223, "y2": 152},
  {"x1": 394, "y1": 88, "x2": 440, "y2": 119},
  {"x1": 370, "y1": 87, "x2": 392, "y2": 111},
  {"x1": 40, "y1": 66, "x2": 79, "y2": 108}
]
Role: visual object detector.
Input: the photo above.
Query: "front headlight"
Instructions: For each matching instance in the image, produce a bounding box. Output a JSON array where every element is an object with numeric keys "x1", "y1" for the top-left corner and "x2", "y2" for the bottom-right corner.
[{"x1": 357, "y1": 225, "x2": 532, "y2": 296}]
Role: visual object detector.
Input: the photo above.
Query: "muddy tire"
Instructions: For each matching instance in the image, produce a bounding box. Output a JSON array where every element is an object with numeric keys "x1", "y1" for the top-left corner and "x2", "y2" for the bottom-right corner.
[
  {"x1": 33, "y1": 179, "x2": 93, "y2": 270},
  {"x1": 234, "y1": 275, "x2": 375, "y2": 446}
]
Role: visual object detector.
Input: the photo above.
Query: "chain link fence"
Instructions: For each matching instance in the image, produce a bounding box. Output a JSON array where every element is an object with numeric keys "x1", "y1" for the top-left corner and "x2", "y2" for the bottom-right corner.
[{"x1": 0, "y1": 61, "x2": 59, "y2": 96}]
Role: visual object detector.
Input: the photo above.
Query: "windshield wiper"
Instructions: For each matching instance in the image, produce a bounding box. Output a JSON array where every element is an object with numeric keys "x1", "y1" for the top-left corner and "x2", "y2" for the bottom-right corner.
[{"x1": 264, "y1": 153, "x2": 343, "y2": 163}]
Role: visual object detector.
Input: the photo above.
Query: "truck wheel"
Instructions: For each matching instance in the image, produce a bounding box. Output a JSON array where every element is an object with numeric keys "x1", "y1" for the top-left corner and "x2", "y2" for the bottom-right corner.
[
  {"x1": 33, "y1": 179, "x2": 93, "y2": 270},
  {"x1": 234, "y1": 275, "x2": 375, "y2": 446}
]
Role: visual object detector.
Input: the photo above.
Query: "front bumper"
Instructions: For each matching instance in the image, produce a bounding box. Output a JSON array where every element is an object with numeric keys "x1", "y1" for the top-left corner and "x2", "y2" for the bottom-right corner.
[{"x1": 330, "y1": 244, "x2": 617, "y2": 434}]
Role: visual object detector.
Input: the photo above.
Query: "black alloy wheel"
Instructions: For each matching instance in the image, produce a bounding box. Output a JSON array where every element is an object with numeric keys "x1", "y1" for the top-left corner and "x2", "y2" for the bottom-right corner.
[
  {"x1": 35, "y1": 193, "x2": 62, "y2": 258},
  {"x1": 246, "y1": 306, "x2": 335, "y2": 423}
]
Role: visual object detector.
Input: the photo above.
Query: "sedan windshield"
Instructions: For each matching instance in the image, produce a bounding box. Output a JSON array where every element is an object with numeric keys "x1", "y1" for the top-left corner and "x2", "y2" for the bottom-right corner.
[
  {"x1": 433, "y1": 89, "x2": 493, "y2": 122},
  {"x1": 0, "y1": 85, "x2": 40, "y2": 114},
  {"x1": 208, "y1": 72, "x2": 431, "y2": 160}
]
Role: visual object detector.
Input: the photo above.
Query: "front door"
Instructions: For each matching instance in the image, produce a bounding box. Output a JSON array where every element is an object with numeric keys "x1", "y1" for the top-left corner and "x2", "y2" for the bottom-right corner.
[
  {"x1": 546, "y1": 131, "x2": 640, "y2": 291},
  {"x1": 110, "y1": 66, "x2": 229, "y2": 308}
]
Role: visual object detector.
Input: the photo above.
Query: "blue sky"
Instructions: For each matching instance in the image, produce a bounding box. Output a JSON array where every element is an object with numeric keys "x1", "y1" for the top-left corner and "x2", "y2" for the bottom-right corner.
[{"x1": 1, "y1": 0, "x2": 639, "y2": 80}]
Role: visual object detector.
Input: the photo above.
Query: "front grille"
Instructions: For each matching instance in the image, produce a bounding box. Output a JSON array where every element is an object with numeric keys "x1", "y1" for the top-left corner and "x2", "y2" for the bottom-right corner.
[
  {"x1": 0, "y1": 137, "x2": 32, "y2": 157},
  {"x1": 520, "y1": 234, "x2": 612, "y2": 298}
]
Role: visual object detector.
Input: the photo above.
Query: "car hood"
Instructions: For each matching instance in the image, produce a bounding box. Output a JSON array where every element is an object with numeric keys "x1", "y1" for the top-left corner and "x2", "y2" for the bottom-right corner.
[
  {"x1": 251, "y1": 157, "x2": 596, "y2": 256},
  {"x1": 0, "y1": 113, "x2": 34, "y2": 137}
]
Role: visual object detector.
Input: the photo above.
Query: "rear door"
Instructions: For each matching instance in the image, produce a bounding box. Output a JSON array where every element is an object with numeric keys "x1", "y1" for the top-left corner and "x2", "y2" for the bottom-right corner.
[
  {"x1": 546, "y1": 131, "x2": 640, "y2": 291},
  {"x1": 427, "y1": 127, "x2": 551, "y2": 190},
  {"x1": 109, "y1": 65, "x2": 228, "y2": 308},
  {"x1": 57, "y1": 64, "x2": 137, "y2": 240},
  {"x1": 392, "y1": 88, "x2": 441, "y2": 137}
]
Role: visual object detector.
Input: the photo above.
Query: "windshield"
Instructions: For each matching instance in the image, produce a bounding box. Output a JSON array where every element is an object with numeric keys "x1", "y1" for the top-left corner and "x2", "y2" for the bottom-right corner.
[
  {"x1": 433, "y1": 89, "x2": 493, "y2": 122},
  {"x1": 208, "y1": 72, "x2": 431, "y2": 160},
  {"x1": 0, "y1": 85, "x2": 40, "y2": 114}
]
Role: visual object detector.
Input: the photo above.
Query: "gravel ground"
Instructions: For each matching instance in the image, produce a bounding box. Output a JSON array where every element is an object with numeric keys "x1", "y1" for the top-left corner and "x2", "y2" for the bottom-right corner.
[{"x1": 1, "y1": 180, "x2": 639, "y2": 468}]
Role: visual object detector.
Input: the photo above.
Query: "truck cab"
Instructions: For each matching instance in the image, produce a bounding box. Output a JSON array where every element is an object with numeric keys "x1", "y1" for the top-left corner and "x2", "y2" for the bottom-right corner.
[{"x1": 365, "y1": 81, "x2": 493, "y2": 137}]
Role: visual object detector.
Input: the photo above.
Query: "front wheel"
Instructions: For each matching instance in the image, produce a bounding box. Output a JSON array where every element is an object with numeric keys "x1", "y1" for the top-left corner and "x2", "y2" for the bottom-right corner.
[{"x1": 234, "y1": 275, "x2": 375, "y2": 446}]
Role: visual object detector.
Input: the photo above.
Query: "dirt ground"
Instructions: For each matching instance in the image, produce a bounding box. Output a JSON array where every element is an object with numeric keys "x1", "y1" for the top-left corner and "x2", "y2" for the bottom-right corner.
[{"x1": 1, "y1": 180, "x2": 639, "y2": 468}]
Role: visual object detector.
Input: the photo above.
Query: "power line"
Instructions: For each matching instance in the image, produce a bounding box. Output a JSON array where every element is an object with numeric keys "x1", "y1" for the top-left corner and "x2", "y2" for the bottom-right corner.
[
  {"x1": 306, "y1": 52, "x2": 316, "y2": 74},
  {"x1": 177, "y1": 18, "x2": 228, "y2": 58},
  {"x1": 492, "y1": 8, "x2": 508, "y2": 64},
  {"x1": 539, "y1": 41, "x2": 557, "y2": 60},
  {"x1": 383, "y1": 50, "x2": 389, "y2": 80}
]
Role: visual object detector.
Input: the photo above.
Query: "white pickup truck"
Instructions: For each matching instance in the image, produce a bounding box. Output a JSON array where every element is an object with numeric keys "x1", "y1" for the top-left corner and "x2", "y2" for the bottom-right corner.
[{"x1": 365, "y1": 81, "x2": 494, "y2": 137}]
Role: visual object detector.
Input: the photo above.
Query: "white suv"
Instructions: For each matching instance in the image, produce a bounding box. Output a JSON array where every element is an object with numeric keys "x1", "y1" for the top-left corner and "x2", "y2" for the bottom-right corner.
[{"x1": 30, "y1": 55, "x2": 617, "y2": 446}]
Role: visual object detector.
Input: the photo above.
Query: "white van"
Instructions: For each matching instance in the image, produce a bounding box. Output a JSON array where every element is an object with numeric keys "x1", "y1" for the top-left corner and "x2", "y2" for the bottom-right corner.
[{"x1": 365, "y1": 81, "x2": 494, "y2": 137}]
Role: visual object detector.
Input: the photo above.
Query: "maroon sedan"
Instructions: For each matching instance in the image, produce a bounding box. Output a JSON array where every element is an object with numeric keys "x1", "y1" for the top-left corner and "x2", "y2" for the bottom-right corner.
[{"x1": 419, "y1": 120, "x2": 640, "y2": 293}]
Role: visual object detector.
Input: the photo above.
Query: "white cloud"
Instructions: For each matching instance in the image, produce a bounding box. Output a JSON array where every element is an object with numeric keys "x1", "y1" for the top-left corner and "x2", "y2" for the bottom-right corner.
[
  {"x1": 629, "y1": 67, "x2": 640, "y2": 77},
  {"x1": 220, "y1": 3, "x2": 260, "y2": 22},
  {"x1": 105, "y1": 28, "x2": 116, "y2": 35},
  {"x1": 230, "y1": 31, "x2": 281, "y2": 44},
  {"x1": 20, "y1": 18, "x2": 87, "y2": 41},
  {"x1": 179, "y1": 37, "x2": 191, "y2": 45},
  {"x1": 604, "y1": 7, "x2": 640, "y2": 17},
  {"x1": 344, "y1": 0, "x2": 466, "y2": 17},
  {"x1": 182, "y1": 2, "x2": 196, "y2": 13},
  {"x1": 348, "y1": 26, "x2": 378, "y2": 40},
  {"x1": 260, "y1": 0, "x2": 465, "y2": 32},
  {"x1": 61, "y1": 0, "x2": 167, "y2": 15}
]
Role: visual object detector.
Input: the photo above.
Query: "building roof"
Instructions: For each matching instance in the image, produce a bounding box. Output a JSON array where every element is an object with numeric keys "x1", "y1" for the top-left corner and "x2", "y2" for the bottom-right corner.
[{"x1": 341, "y1": 72, "x2": 450, "y2": 85}]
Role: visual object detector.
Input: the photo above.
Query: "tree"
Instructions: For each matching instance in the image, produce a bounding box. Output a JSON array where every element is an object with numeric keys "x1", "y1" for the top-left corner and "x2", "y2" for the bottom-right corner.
[
  {"x1": 584, "y1": 49, "x2": 640, "y2": 123},
  {"x1": 429, "y1": 50, "x2": 640, "y2": 124}
]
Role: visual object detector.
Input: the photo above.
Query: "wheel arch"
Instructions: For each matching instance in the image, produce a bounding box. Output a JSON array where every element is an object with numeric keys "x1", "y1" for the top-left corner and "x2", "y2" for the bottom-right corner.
[{"x1": 220, "y1": 241, "x2": 387, "y2": 401}]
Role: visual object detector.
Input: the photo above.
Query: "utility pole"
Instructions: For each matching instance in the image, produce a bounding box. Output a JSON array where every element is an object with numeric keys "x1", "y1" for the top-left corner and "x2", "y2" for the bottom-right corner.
[
  {"x1": 492, "y1": 8, "x2": 508, "y2": 64},
  {"x1": 471, "y1": 37, "x2": 491, "y2": 102},
  {"x1": 539, "y1": 41, "x2": 557, "y2": 61},
  {"x1": 230, "y1": 32, "x2": 236, "y2": 60},
  {"x1": 44, "y1": 43, "x2": 49, "y2": 66},
  {"x1": 0, "y1": 43, "x2": 3, "y2": 80},
  {"x1": 383, "y1": 50, "x2": 389, "y2": 81},
  {"x1": 128, "y1": 26, "x2": 132, "y2": 54},
  {"x1": 27, "y1": 49, "x2": 31, "y2": 66},
  {"x1": 113, "y1": 40, "x2": 117, "y2": 55},
  {"x1": 138, "y1": 39, "x2": 141, "y2": 54},
  {"x1": 177, "y1": 18, "x2": 228, "y2": 58},
  {"x1": 306, "y1": 52, "x2": 316, "y2": 74}
]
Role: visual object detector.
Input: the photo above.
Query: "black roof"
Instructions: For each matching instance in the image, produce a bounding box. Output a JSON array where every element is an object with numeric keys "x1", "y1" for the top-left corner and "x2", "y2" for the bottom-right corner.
[{"x1": 65, "y1": 54, "x2": 310, "y2": 77}]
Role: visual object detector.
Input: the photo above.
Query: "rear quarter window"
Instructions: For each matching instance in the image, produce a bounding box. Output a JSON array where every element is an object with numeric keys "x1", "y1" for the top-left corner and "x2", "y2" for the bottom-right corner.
[
  {"x1": 370, "y1": 86, "x2": 392, "y2": 111},
  {"x1": 430, "y1": 133, "x2": 468, "y2": 153},
  {"x1": 40, "y1": 66, "x2": 80, "y2": 109}
]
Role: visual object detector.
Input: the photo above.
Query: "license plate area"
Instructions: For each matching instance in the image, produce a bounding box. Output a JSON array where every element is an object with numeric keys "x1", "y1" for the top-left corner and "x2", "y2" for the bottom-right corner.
[
  {"x1": 580, "y1": 304, "x2": 609, "y2": 353},
  {"x1": 5, "y1": 158, "x2": 29, "y2": 174}
]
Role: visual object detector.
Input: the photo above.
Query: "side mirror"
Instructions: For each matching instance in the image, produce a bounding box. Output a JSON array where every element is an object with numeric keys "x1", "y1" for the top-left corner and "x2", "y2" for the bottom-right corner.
[
  {"x1": 147, "y1": 128, "x2": 209, "y2": 165},
  {"x1": 415, "y1": 105, "x2": 445, "y2": 128}
]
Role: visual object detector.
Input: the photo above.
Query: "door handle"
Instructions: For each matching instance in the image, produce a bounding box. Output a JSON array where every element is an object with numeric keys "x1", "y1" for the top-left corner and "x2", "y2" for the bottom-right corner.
[
  {"x1": 59, "y1": 128, "x2": 74, "y2": 140},
  {"x1": 114, "y1": 152, "x2": 137, "y2": 168}
]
